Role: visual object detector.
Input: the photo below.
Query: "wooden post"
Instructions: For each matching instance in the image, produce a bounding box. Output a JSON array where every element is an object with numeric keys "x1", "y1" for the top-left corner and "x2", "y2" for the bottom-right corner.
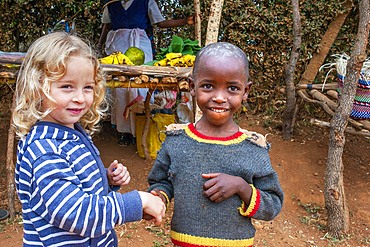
[
  {"x1": 325, "y1": 0, "x2": 370, "y2": 238},
  {"x1": 194, "y1": 0, "x2": 225, "y2": 122},
  {"x1": 205, "y1": 0, "x2": 224, "y2": 45},
  {"x1": 194, "y1": 0, "x2": 201, "y2": 46},
  {"x1": 6, "y1": 93, "x2": 16, "y2": 219}
]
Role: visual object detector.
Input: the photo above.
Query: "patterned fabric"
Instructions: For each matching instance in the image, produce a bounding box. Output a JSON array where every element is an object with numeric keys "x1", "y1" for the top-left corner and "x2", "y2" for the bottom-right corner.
[
  {"x1": 148, "y1": 123, "x2": 284, "y2": 247},
  {"x1": 15, "y1": 121, "x2": 143, "y2": 247},
  {"x1": 337, "y1": 74, "x2": 370, "y2": 119}
]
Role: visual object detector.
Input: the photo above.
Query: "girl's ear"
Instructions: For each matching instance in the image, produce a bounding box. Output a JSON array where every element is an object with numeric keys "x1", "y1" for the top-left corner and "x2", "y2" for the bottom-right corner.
[
  {"x1": 189, "y1": 77, "x2": 196, "y2": 97},
  {"x1": 242, "y1": 81, "x2": 252, "y2": 101}
]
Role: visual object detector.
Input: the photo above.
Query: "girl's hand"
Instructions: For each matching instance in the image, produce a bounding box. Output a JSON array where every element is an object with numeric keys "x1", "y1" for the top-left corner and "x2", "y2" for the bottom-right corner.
[
  {"x1": 139, "y1": 191, "x2": 166, "y2": 226},
  {"x1": 107, "y1": 160, "x2": 130, "y2": 186},
  {"x1": 150, "y1": 189, "x2": 167, "y2": 205},
  {"x1": 202, "y1": 173, "x2": 251, "y2": 203}
]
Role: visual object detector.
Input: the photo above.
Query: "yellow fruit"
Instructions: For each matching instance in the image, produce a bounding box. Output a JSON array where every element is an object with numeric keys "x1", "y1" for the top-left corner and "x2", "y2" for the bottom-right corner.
[
  {"x1": 154, "y1": 59, "x2": 168, "y2": 66},
  {"x1": 153, "y1": 53, "x2": 196, "y2": 67},
  {"x1": 165, "y1": 53, "x2": 182, "y2": 60},
  {"x1": 99, "y1": 52, "x2": 134, "y2": 65}
]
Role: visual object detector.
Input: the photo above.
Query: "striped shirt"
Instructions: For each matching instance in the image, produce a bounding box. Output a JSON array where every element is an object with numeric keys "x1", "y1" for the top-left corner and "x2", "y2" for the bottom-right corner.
[{"x1": 15, "y1": 121, "x2": 142, "y2": 247}]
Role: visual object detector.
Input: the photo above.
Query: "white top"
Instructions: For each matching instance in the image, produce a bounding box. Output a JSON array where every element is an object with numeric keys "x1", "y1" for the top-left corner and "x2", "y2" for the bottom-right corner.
[{"x1": 102, "y1": 0, "x2": 165, "y2": 25}]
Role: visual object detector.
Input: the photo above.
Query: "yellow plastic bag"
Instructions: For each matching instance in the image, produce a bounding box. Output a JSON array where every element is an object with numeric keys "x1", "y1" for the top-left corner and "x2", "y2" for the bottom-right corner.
[{"x1": 136, "y1": 113, "x2": 175, "y2": 159}]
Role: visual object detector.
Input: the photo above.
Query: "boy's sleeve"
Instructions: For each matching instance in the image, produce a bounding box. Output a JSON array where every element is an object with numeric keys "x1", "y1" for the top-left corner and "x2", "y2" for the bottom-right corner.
[
  {"x1": 147, "y1": 140, "x2": 174, "y2": 200},
  {"x1": 239, "y1": 172, "x2": 284, "y2": 221}
]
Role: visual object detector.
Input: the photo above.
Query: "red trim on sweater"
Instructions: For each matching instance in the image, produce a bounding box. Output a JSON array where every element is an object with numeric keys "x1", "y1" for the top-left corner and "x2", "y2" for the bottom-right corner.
[
  {"x1": 188, "y1": 123, "x2": 243, "y2": 141},
  {"x1": 249, "y1": 189, "x2": 261, "y2": 216}
]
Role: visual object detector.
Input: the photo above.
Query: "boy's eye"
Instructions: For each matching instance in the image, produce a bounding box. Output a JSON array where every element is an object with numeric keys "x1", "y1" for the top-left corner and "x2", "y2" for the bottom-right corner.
[
  {"x1": 201, "y1": 84, "x2": 213, "y2": 90},
  {"x1": 229, "y1": 86, "x2": 240, "y2": 92}
]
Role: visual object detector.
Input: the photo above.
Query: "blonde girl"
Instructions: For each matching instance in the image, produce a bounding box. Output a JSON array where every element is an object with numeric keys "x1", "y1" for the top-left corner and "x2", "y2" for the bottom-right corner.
[{"x1": 13, "y1": 32, "x2": 165, "y2": 247}]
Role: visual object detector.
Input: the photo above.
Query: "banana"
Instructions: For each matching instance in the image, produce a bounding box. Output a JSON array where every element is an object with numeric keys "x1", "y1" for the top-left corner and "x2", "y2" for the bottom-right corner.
[
  {"x1": 99, "y1": 52, "x2": 134, "y2": 65},
  {"x1": 165, "y1": 53, "x2": 182, "y2": 60},
  {"x1": 154, "y1": 53, "x2": 196, "y2": 67}
]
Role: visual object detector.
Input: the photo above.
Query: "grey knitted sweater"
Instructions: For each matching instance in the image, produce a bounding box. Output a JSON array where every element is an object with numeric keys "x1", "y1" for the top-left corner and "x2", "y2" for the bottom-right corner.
[{"x1": 148, "y1": 123, "x2": 284, "y2": 247}]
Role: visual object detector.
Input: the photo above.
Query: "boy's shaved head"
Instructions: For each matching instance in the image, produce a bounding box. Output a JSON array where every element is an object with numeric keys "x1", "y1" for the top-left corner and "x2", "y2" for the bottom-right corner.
[{"x1": 192, "y1": 42, "x2": 249, "y2": 82}]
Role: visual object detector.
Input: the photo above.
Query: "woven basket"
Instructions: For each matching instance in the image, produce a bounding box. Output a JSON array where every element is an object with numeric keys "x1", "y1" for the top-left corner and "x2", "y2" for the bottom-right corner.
[
  {"x1": 335, "y1": 54, "x2": 370, "y2": 119},
  {"x1": 320, "y1": 54, "x2": 370, "y2": 119}
]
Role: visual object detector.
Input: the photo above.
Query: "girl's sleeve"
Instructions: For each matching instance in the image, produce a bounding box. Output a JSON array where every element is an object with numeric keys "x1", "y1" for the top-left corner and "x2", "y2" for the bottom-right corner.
[{"x1": 21, "y1": 152, "x2": 143, "y2": 238}]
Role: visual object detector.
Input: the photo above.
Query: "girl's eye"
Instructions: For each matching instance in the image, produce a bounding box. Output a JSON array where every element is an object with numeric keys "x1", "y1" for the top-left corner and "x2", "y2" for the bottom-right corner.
[
  {"x1": 61, "y1": 84, "x2": 73, "y2": 89},
  {"x1": 85, "y1": 85, "x2": 94, "y2": 90}
]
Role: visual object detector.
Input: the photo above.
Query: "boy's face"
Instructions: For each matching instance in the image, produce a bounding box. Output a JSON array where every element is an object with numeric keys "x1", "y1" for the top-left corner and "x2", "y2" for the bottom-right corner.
[
  {"x1": 190, "y1": 55, "x2": 251, "y2": 127},
  {"x1": 42, "y1": 56, "x2": 95, "y2": 129}
]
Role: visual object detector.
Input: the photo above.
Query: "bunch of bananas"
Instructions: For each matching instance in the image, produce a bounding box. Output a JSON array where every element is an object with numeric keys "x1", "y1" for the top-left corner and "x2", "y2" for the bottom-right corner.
[
  {"x1": 99, "y1": 52, "x2": 134, "y2": 65},
  {"x1": 154, "y1": 53, "x2": 196, "y2": 67}
]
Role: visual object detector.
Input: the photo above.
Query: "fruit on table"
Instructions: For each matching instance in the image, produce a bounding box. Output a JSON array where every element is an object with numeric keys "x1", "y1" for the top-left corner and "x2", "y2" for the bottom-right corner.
[
  {"x1": 125, "y1": 47, "x2": 145, "y2": 65},
  {"x1": 99, "y1": 52, "x2": 134, "y2": 65},
  {"x1": 154, "y1": 53, "x2": 196, "y2": 67}
]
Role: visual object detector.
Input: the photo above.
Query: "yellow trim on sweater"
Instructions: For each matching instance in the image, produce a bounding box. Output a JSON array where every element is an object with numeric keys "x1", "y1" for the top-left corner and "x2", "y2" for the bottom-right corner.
[
  {"x1": 166, "y1": 123, "x2": 268, "y2": 147},
  {"x1": 159, "y1": 190, "x2": 170, "y2": 210},
  {"x1": 171, "y1": 230, "x2": 254, "y2": 246},
  {"x1": 184, "y1": 126, "x2": 248, "y2": 145},
  {"x1": 238, "y1": 185, "x2": 257, "y2": 216}
]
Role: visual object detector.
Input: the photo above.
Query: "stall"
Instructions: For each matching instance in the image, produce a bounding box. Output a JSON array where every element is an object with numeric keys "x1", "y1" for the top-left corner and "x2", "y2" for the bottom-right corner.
[{"x1": 0, "y1": 52, "x2": 193, "y2": 161}]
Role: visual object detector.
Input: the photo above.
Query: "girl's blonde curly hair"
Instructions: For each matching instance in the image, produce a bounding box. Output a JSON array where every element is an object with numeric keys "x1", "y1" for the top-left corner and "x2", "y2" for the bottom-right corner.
[{"x1": 12, "y1": 32, "x2": 107, "y2": 138}]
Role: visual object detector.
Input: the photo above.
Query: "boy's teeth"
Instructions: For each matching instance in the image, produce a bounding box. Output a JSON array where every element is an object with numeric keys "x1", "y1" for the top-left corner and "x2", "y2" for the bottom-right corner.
[{"x1": 212, "y1": 108, "x2": 226, "y2": 112}]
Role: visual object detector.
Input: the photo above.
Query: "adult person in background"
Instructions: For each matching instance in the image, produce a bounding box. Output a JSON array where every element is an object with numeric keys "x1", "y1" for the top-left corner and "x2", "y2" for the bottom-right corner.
[{"x1": 97, "y1": 0, "x2": 194, "y2": 146}]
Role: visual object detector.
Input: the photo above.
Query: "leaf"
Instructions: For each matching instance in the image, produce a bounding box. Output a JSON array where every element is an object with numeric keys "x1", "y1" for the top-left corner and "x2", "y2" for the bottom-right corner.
[
  {"x1": 181, "y1": 45, "x2": 193, "y2": 55},
  {"x1": 169, "y1": 35, "x2": 184, "y2": 53},
  {"x1": 144, "y1": 60, "x2": 157, "y2": 66}
]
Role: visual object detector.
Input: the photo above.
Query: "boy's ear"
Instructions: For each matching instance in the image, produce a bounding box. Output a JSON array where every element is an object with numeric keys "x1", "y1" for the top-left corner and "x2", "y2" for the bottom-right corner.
[
  {"x1": 242, "y1": 81, "x2": 252, "y2": 100},
  {"x1": 189, "y1": 77, "x2": 196, "y2": 97}
]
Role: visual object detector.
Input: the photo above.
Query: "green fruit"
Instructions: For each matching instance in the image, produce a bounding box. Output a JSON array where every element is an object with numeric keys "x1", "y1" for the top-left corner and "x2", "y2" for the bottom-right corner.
[{"x1": 124, "y1": 47, "x2": 145, "y2": 65}]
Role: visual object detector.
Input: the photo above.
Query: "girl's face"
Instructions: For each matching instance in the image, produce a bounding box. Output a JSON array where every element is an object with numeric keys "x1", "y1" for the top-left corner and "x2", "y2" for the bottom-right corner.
[
  {"x1": 42, "y1": 56, "x2": 95, "y2": 129},
  {"x1": 191, "y1": 55, "x2": 250, "y2": 128}
]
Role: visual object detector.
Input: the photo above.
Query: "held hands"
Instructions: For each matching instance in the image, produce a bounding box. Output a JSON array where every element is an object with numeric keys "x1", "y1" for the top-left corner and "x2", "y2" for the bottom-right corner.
[
  {"x1": 139, "y1": 191, "x2": 166, "y2": 226},
  {"x1": 142, "y1": 190, "x2": 168, "y2": 223},
  {"x1": 107, "y1": 160, "x2": 131, "y2": 186},
  {"x1": 202, "y1": 173, "x2": 251, "y2": 203},
  {"x1": 150, "y1": 189, "x2": 167, "y2": 206}
]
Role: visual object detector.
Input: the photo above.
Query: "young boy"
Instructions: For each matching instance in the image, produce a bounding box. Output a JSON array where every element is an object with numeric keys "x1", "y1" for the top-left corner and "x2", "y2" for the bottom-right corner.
[{"x1": 148, "y1": 42, "x2": 284, "y2": 247}]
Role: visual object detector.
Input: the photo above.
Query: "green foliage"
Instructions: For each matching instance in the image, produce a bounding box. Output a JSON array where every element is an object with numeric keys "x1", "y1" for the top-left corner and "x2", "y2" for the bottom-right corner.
[
  {"x1": 0, "y1": 0, "x2": 364, "y2": 113},
  {"x1": 155, "y1": 35, "x2": 201, "y2": 60},
  {"x1": 0, "y1": 0, "x2": 102, "y2": 51}
]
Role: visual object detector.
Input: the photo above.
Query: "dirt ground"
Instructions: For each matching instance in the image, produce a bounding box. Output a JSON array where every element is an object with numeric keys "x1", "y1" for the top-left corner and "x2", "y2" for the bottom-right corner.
[{"x1": 0, "y1": 98, "x2": 369, "y2": 246}]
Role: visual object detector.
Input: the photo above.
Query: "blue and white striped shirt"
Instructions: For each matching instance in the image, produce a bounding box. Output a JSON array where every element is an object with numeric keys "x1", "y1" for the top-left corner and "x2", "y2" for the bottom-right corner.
[{"x1": 15, "y1": 121, "x2": 142, "y2": 246}]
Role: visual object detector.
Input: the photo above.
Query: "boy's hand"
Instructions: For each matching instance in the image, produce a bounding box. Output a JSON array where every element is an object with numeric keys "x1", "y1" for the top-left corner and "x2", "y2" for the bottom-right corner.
[
  {"x1": 202, "y1": 173, "x2": 250, "y2": 203},
  {"x1": 107, "y1": 160, "x2": 130, "y2": 186}
]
